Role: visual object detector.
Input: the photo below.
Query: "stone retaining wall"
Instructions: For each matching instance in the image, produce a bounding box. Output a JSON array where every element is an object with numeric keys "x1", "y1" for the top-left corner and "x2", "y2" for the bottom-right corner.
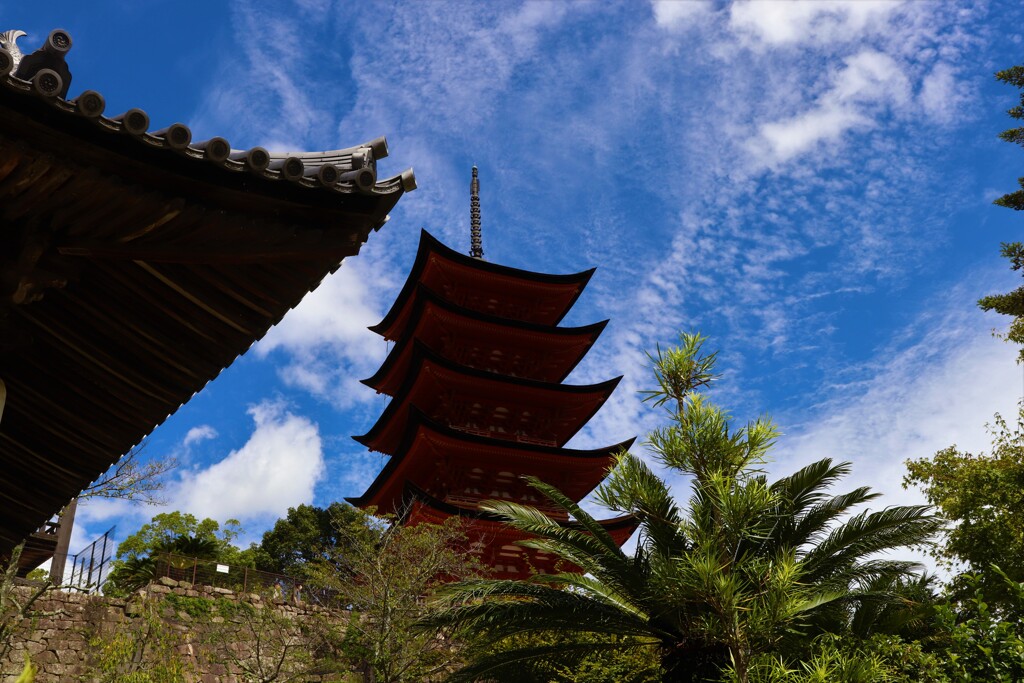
[{"x1": 1, "y1": 578, "x2": 353, "y2": 682}]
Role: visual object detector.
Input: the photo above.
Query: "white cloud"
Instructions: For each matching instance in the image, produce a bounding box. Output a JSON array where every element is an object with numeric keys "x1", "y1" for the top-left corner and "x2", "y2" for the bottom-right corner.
[
  {"x1": 172, "y1": 400, "x2": 324, "y2": 524},
  {"x1": 757, "y1": 106, "x2": 868, "y2": 164},
  {"x1": 255, "y1": 257, "x2": 395, "y2": 409},
  {"x1": 918, "y1": 62, "x2": 967, "y2": 126},
  {"x1": 183, "y1": 425, "x2": 218, "y2": 447},
  {"x1": 750, "y1": 50, "x2": 909, "y2": 165},
  {"x1": 775, "y1": 326, "x2": 1019, "y2": 502},
  {"x1": 651, "y1": 0, "x2": 715, "y2": 28},
  {"x1": 728, "y1": 0, "x2": 902, "y2": 47},
  {"x1": 257, "y1": 260, "x2": 389, "y2": 360}
]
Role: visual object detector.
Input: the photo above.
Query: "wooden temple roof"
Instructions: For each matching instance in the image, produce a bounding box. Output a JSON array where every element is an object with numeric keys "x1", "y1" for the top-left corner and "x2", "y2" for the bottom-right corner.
[
  {"x1": 353, "y1": 341, "x2": 622, "y2": 455},
  {"x1": 346, "y1": 409, "x2": 634, "y2": 511},
  {"x1": 362, "y1": 285, "x2": 608, "y2": 395},
  {"x1": 370, "y1": 230, "x2": 595, "y2": 341},
  {"x1": 0, "y1": 29, "x2": 415, "y2": 557},
  {"x1": 400, "y1": 483, "x2": 638, "y2": 579}
]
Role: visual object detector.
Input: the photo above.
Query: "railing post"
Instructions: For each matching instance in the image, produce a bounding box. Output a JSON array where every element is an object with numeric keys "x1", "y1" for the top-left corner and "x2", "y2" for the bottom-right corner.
[
  {"x1": 96, "y1": 532, "x2": 109, "y2": 592},
  {"x1": 192, "y1": 557, "x2": 197, "y2": 585},
  {"x1": 85, "y1": 545, "x2": 96, "y2": 590},
  {"x1": 243, "y1": 567, "x2": 248, "y2": 594}
]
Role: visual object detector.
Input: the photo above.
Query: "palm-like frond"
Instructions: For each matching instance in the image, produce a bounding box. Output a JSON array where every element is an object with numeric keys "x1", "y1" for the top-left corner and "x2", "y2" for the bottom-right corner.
[
  {"x1": 479, "y1": 496, "x2": 642, "y2": 604},
  {"x1": 770, "y1": 459, "x2": 852, "y2": 514},
  {"x1": 788, "y1": 487, "x2": 880, "y2": 550},
  {"x1": 425, "y1": 579, "x2": 656, "y2": 640},
  {"x1": 802, "y1": 505, "x2": 942, "y2": 583}
]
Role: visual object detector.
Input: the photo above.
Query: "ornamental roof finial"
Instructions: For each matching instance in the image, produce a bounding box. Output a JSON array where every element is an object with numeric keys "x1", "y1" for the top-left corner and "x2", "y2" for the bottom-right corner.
[
  {"x1": 469, "y1": 166, "x2": 483, "y2": 260},
  {"x1": 0, "y1": 30, "x2": 27, "y2": 73}
]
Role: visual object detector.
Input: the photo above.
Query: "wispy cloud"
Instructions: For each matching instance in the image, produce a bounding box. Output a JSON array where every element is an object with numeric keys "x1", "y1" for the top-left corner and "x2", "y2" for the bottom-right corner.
[
  {"x1": 651, "y1": 0, "x2": 715, "y2": 28},
  {"x1": 182, "y1": 425, "x2": 218, "y2": 448},
  {"x1": 749, "y1": 50, "x2": 910, "y2": 166},
  {"x1": 255, "y1": 258, "x2": 395, "y2": 411},
  {"x1": 727, "y1": 0, "x2": 902, "y2": 47}
]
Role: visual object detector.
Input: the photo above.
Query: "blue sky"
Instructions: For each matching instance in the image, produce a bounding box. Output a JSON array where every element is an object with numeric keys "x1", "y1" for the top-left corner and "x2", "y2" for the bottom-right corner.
[{"x1": 5, "y1": 1, "x2": 1024, "y2": 561}]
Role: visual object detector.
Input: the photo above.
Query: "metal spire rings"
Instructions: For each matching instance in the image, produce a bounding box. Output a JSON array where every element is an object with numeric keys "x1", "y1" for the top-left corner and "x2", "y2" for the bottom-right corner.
[{"x1": 470, "y1": 166, "x2": 483, "y2": 259}]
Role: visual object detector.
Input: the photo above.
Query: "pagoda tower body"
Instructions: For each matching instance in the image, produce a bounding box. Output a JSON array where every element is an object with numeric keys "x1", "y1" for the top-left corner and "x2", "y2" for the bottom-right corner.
[{"x1": 349, "y1": 228, "x2": 636, "y2": 578}]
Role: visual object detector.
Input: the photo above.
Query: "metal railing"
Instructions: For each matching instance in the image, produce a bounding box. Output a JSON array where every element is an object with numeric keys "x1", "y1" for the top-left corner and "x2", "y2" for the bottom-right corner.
[
  {"x1": 152, "y1": 553, "x2": 294, "y2": 594},
  {"x1": 151, "y1": 554, "x2": 342, "y2": 607}
]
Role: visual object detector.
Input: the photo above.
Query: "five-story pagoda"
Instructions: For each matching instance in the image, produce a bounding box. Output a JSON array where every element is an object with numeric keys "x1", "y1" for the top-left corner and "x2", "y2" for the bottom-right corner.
[{"x1": 348, "y1": 168, "x2": 635, "y2": 578}]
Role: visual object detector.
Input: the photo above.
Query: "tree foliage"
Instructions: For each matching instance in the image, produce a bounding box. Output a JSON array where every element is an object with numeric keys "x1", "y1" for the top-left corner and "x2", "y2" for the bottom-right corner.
[
  {"x1": 104, "y1": 512, "x2": 248, "y2": 596},
  {"x1": 994, "y1": 65, "x2": 1024, "y2": 211},
  {"x1": 114, "y1": 512, "x2": 242, "y2": 563},
  {"x1": 931, "y1": 568, "x2": 1024, "y2": 682},
  {"x1": 979, "y1": 64, "x2": 1024, "y2": 358},
  {"x1": 904, "y1": 407, "x2": 1024, "y2": 611},
  {"x1": 253, "y1": 502, "x2": 365, "y2": 580},
  {"x1": 426, "y1": 333, "x2": 940, "y2": 683},
  {"x1": 308, "y1": 508, "x2": 484, "y2": 683}
]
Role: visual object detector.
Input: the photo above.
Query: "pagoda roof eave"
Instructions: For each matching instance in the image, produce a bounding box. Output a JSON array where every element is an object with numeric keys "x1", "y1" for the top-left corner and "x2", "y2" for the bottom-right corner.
[
  {"x1": 399, "y1": 483, "x2": 638, "y2": 536},
  {"x1": 352, "y1": 340, "x2": 623, "y2": 452},
  {"x1": 369, "y1": 229, "x2": 596, "y2": 337},
  {"x1": 346, "y1": 408, "x2": 635, "y2": 509},
  {"x1": 360, "y1": 285, "x2": 609, "y2": 391}
]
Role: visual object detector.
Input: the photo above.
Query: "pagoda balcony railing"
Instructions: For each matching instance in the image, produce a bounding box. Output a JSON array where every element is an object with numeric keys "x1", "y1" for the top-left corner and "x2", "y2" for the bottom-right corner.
[
  {"x1": 455, "y1": 426, "x2": 558, "y2": 448},
  {"x1": 444, "y1": 494, "x2": 486, "y2": 508},
  {"x1": 34, "y1": 517, "x2": 60, "y2": 537}
]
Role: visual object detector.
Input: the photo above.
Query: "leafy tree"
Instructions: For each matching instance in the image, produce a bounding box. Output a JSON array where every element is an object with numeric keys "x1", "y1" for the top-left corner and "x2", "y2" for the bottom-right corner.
[
  {"x1": 114, "y1": 512, "x2": 242, "y2": 562},
  {"x1": 123, "y1": 513, "x2": 238, "y2": 560},
  {"x1": 904, "y1": 408, "x2": 1024, "y2": 611},
  {"x1": 994, "y1": 65, "x2": 1024, "y2": 211},
  {"x1": 978, "y1": 65, "x2": 1024, "y2": 358},
  {"x1": 930, "y1": 567, "x2": 1024, "y2": 682},
  {"x1": 427, "y1": 333, "x2": 941, "y2": 683},
  {"x1": 104, "y1": 512, "x2": 248, "y2": 595},
  {"x1": 308, "y1": 508, "x2": 484, "y2": 683},
  {"x1": 254, "y1": 502, "x2": 365, "y2": 580}
]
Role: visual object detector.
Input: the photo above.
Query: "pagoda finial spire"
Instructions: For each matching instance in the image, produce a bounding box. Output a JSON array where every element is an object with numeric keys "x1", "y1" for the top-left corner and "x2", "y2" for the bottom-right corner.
[{"x1": 470, "y1": 166, "x2": 483, "y2": 259}]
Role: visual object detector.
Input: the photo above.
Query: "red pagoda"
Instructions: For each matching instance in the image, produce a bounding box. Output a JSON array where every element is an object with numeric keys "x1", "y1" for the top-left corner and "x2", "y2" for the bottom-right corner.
[{"x1": 349, "y1": 168, "x2": 636, "y2": 578}]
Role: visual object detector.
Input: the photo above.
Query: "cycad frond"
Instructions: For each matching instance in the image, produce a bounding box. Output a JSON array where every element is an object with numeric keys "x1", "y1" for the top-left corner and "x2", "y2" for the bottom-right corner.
[
  {"x1": 524, "y1": 476, "x2": 630, "y2": 562},
  {"x1": 803, "y1": 505, "x2": 941, "y2": 582},
  {"x1": 480, "y1": 495, "x2": 640, "y2": 600},
  {"x1": 425, "y1": 579, "x2": 654, "y2": 640},
  {"x1": 788, "y1": 486, "x2": 881, "y2": 550},
  {"x1": 770, "y1": 459, "x2": 852, "y2": 515}
]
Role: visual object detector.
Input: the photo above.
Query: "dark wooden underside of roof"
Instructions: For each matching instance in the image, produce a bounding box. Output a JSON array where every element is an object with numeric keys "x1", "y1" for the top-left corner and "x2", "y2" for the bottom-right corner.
[{"x1": 0, "y1": 94, "x2": 402, "y2": 556}]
